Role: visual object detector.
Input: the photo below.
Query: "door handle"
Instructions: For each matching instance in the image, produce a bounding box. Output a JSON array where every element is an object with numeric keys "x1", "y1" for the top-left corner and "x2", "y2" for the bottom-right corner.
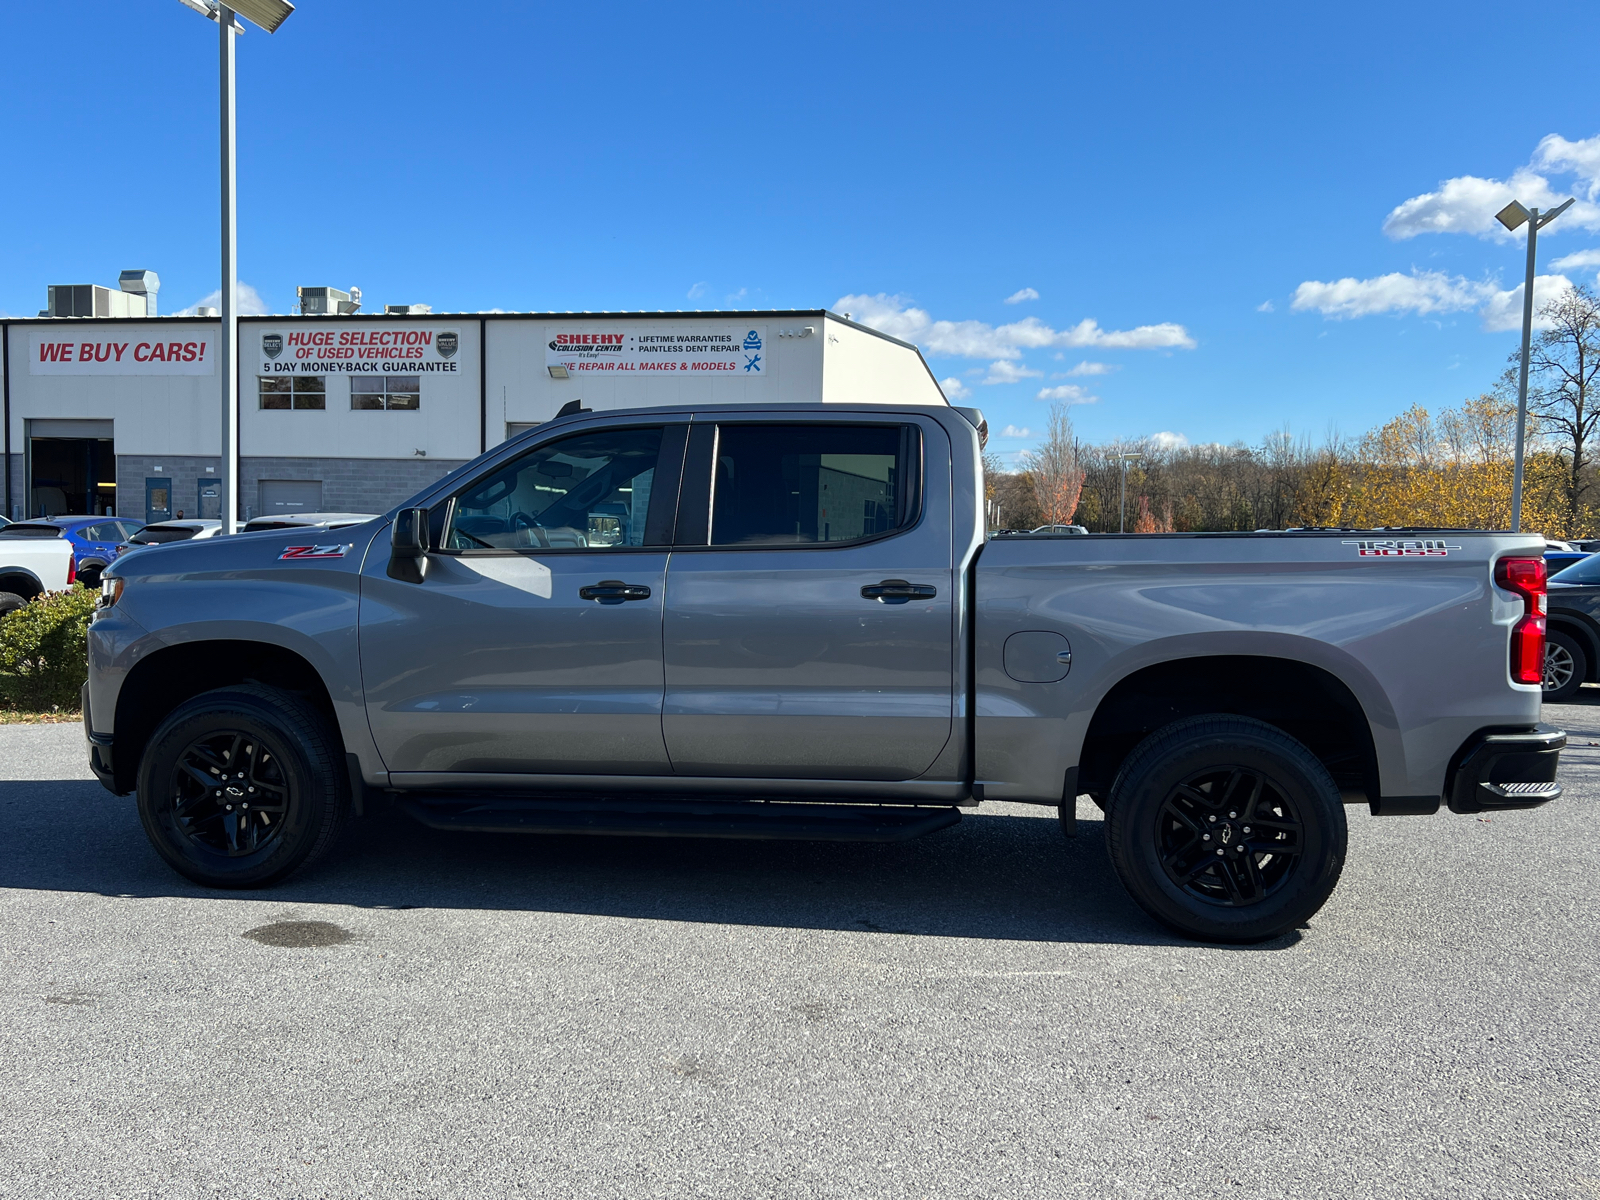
[
  {"x1": 861, "y1": 579, "x2": 938, "y2": 604},
  {"x1": 579, "y1": 580, "x2": 653, "y2": 604}
]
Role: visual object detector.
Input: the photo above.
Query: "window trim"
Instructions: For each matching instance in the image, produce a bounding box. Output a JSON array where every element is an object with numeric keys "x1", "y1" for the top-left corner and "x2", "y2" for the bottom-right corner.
[
  {"x1": 430, "y1": 421, "x2": 684, "y2": 556},
  {"x1": 674, "y1": 420, "x2": 925, "y2": 552}
]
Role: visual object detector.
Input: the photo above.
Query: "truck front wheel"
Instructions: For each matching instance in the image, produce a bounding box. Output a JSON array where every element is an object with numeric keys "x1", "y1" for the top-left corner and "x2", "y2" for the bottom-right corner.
[
  {"x1": 135, "y1": 685, "x2": 349, "y2": 889},
  {"x1": 1105, "y1": 715, "x2": 1347, "y2": 943}
]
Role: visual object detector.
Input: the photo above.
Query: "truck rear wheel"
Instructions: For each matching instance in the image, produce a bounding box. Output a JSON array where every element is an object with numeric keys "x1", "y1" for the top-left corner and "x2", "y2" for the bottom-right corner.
[
  {"x1": 1104, "y1": 715, "x2": 1347, "y2": 943},
  {"x1": 135, "y1": 685, "x2": 348, "y2": 889}
]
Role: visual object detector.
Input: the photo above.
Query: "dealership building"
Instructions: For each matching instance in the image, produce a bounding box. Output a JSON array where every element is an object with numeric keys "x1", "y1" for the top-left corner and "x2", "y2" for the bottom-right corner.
[{"x1": 3, "y1": 277, "x2": 948, "y2": 523}]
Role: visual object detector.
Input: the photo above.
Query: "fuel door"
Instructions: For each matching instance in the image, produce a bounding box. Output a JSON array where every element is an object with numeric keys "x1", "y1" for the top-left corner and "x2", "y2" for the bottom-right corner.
[{"x1": 1003, "y1": 630, "x2": 1071, "y2": 683}]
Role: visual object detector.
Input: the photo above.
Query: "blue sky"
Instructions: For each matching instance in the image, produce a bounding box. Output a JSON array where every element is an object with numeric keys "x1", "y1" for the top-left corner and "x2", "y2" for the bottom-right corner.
[{"x1": 4, "y1": 1, "x2": 1599, "y2": 466}]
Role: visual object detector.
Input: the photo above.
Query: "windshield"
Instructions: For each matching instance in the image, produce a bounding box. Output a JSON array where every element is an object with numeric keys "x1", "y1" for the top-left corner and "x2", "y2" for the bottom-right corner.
[{"x1": 1551, "y1": 554, "x2": 1600, "y2": 584}]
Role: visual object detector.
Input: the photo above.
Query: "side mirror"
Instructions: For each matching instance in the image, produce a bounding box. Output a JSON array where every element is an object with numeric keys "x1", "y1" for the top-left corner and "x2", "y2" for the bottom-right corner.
[{"x1": 388, "y1": 507, "x2": 429, "y2": 583}]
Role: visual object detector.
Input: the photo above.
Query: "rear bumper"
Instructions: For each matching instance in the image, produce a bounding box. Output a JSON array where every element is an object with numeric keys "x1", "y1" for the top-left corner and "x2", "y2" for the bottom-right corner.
[
  {"x1": 1445, "y1": 725, "x2": 1565, "y2": 814},
  {"x1": 81, "y1": 682, "x2": 119, "y2": 794}
]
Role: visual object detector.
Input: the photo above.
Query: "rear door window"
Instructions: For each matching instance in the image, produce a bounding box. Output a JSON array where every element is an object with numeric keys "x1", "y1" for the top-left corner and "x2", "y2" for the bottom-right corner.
[{"x1": 707, "y1": 424, "x2": 918, "y2": 547}]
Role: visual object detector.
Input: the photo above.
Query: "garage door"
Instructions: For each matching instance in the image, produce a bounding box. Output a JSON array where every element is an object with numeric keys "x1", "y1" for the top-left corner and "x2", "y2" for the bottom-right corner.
[{"x1": 259, "y1": 479, "x2": 324, "y2": 516}]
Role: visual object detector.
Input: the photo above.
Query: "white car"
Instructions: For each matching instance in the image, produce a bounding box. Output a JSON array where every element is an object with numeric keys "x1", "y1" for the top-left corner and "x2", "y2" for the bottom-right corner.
[
  {"x1": 240, "y1": 512, "x2": 378, "y2": 533},
  {"x1": 0, "y1": 523, "x2": 78, "y2": 615},
  {"x1": 114, "y1": 519, "x2": 225, "y2": 561}
]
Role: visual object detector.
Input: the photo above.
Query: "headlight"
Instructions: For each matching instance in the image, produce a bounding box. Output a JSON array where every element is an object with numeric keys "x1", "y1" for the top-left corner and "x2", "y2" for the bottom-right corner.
[{"x1": 99, "y1": 577, "x2": 124, "y2": 609}]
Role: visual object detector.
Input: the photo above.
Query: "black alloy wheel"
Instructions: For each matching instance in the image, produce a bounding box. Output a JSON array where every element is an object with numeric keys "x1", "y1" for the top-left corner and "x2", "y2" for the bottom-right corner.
[
  {"x1": 1543, "y1": 631, "x2": 1586, "y2": 703},
  {"x1": 1155, "y1": 766, "x2": 1302, "y2": 907},
  {"x1": 168, "y1": 731, "x2": 292, "y2": 857},
  {"x1": 1106, "y1": 715, "x2": 1347, "y2": 943},
  {"x1": 136, "y1": 685, "x2": 348, "y2": 888}
]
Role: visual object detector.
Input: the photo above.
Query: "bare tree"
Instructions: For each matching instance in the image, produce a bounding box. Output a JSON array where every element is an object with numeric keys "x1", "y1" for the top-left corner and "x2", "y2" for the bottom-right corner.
[
  {"x1": 1020, "y1": 403, "x2": 1085, "y2": 527},
  {"x1": 1517, "y1": 284, "x2": 1600, "y2": 530}
]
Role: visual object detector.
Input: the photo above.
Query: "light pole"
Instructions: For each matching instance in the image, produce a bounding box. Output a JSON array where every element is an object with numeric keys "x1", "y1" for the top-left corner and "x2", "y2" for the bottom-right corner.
[
  {"x1": 1117, "y1": 452, "x2": 1140, "y2": 533},
  {"x1": 177, "y1": 0, "x2": 294, "y2": 533},
  {"x1": 1495, "y1": 195, "x2": 1574, "y2": 533}
]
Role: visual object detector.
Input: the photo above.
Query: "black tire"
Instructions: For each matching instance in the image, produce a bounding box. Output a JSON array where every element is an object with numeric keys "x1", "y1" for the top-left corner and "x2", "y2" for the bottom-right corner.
[
  {"x1": 136, "y1": 685, "x2": 348, "y2": 888},
  {"x1": 1105, "y1": 715, "x2": 1347, "y2": 943},
  {"x1": 0, "y1": 592, "x2": 26, "y2": 618},
  {"x1": 78, "y1": 566, "x2": 103, "y2": 590},
  {"x1": 1543, "y1": 630, "x2": 1587, "y2": 703}
]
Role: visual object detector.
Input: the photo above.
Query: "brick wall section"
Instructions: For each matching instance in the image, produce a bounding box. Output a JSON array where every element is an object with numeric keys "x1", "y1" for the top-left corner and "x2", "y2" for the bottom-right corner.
[
  {"x1": 240, "y1": 457, "x2": 469, "y2": 518},
  {"x1": 6, "y1": 453, "x2": 20, "y2": 521},
  {"x1": 14, "y1": 453, "x2": 469, "y2": 523},
  {"x1": 115, "y1": 455, "x2": 222, "y2": 522}
]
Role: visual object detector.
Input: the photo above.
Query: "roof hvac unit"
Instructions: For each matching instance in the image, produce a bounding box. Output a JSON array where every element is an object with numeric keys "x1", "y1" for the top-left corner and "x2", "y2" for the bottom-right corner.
[
  {"x1": 298, "y1": 285, "x2": 362, "y2": 315},
  {"x1": 385, "y1": 304, "x2": 433, "y2": 315},
  {"x1": 47, "y1": 281, "x2": 155, "y2": 318}
]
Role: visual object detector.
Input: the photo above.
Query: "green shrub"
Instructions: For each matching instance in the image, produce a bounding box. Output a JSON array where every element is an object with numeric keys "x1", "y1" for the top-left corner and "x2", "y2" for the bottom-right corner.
[{"x1": 0, "y1": 586, "x2": 98, "y2": 712}]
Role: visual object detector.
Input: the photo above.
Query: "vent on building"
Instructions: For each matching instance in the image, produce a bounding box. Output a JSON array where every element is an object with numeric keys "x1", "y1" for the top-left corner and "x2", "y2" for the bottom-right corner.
[
  {"x1": 385, "y1": 304, "x2": 432, "y2": 315},
  {"x1": 298, "y1": 285, "x2": 362, "y2": 315},
  {"x1": 118, "y1": 270, "x2": 160, "y2": 315}
]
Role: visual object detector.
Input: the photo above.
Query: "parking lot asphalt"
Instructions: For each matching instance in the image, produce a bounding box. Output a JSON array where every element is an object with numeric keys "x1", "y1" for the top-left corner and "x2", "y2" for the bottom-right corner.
[{"x1": 1, "y1": 705, "x2": 1597, "y2": 1200}]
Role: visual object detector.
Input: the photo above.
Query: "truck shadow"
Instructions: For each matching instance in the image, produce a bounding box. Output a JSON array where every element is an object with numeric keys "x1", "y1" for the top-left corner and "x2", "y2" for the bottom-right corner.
[{"x1": 0, "y1": 778, "x2": 1299, "y2": 950}]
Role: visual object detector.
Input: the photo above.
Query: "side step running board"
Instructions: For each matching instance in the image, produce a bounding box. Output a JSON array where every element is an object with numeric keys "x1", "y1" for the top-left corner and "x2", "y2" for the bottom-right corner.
[{"x1": 397, "y1": 795, "x2": 962, "y2": 843}]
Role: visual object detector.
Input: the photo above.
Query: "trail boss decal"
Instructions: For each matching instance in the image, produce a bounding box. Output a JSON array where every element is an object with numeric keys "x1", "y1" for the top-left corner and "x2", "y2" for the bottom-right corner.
[
  {"x1": 1343, "y1": 539, "x2": 1462, "y2": 557},
  {"x1": 278, "y1": 544, "x2": 351, "y2": 561}
]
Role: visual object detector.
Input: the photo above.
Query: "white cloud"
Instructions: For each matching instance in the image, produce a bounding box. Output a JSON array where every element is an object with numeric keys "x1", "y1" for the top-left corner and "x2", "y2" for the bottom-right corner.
[
  {"x1": 982, "y1": 360, "x2": 1044, "y2": 385},
  {"x1": 1062, "y1": 360, "x2": 1114, "y2": 376},
  {"x1": 835, "y1": 292, "x2": 1195, "y2": 359},
  {"x1": 1477, "y1": 274, "x2": 1576, "y2": 333},
  {"x1": 1383, "y1": 132, "x2": 1600, "y2": 240},
  {"x1": 999, "y1": 424, "x2": 1033, "y2": 438},
  {"x1": 1257, "y1": 300, "x2": 1275, "y2": 312},
  {"x1": 686, "y1": 281, "x2": 710, "y2": 300},
  {"x1": 1291, "y1": 270, "x2": 1487, "y2": 319},
  {"x1": 1003, "y1": 287, "x2": 1040, "y2": 305},
  {"x1": 1291, "y1": 268, "x2": 1574, "y2": 331},
  {"x1": 1551, "y1": 248, "x2": 1600, "y2": 271},
  {"x1": 1036, "y1": 384, "x2": 1098, "y2": 404},
  {"x1": 1536, "y1": 133, "x2": 1600, "y2": 200},
  {"x1": 176, "y1": 282, "x2": 270, "y2": 316},
  {"x1": 1151, "y1": 431, "x2": 1189, "y2": 451},
  {"x1": 939, "y1": 376, "x2": 972, "y2": 401}
]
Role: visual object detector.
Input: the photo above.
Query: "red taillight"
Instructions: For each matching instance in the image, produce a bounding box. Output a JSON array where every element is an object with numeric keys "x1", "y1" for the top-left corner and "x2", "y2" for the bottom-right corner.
[
  {"x1": 1495, "y1": 556, "x2": 1547, "y2": 685},
  {"x1": 66, "y1": 556, "x2": 76, "y2": 586}
]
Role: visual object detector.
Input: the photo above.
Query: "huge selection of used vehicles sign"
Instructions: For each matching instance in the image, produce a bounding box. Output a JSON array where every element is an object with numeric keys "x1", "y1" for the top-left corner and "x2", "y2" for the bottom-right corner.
[
  {"x1": 546, "y1": 327, "x2": 766, "y2": 376},
  {"x1": 258, "y1": 328, "x2": 462, "y2": 374}
]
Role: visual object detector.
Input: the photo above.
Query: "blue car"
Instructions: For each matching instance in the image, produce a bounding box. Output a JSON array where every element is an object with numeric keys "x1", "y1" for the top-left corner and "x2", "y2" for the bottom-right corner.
[{"x1": 27, "y1": 516, "x2": 144, "y2": 587}]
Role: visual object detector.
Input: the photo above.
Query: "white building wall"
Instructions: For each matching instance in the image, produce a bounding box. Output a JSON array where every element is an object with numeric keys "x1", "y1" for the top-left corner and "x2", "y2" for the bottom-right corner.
[
  {"x1": 484, "y1": 316, "x2": 827, "y2": 438},
  {"x1": 7, "y1": 321, "x2": 224, "y2": 456},
  {"x1": 819, "y1": 315, "x2": 949, "y2": 406},
  {"x1": 239, "y1": 318, "x2": 482, "y2": 461}
]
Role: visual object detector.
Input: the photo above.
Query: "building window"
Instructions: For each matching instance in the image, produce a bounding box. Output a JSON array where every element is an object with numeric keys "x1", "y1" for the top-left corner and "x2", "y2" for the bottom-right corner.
[
  {"x1": 259, "y1": 376, "x2": 326, "y2": 410},
  {"x1": 352, "y1": 375, "x2": 420, "y2": 411}
]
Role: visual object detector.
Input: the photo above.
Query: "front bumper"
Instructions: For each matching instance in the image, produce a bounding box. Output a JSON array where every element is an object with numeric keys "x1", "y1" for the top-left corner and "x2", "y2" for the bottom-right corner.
[
  {"x1": 1445, "y1": 725, "x2": 1565, "y2": 814},
  {"x1": 82, "y1": 682, "x2": 119, "y2": 794}
]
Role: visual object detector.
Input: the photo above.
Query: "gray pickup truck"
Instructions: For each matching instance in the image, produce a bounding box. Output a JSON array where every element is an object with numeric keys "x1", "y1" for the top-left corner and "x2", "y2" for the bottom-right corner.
[{"x1": 85, "y1": 403, "x2": 1565, "y2": 942}]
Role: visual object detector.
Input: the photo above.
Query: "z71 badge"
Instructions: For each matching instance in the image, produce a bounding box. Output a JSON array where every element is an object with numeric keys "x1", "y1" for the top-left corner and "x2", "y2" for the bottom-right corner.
[
  {"x1": 1342, "y1": 539, "x2": 1462, "y2": 557},
  {"x1": 278, "y1": 544, "x2": 351, "y2": 560}
]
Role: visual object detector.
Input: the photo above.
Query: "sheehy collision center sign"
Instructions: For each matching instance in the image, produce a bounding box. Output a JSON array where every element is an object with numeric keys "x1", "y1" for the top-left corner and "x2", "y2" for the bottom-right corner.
[
  {"x1": 545, "y1": 326, "x2": 767, "y2": 376},
  {"x1": 31, "y1": 331, "x2": 217, "y2": 375}
]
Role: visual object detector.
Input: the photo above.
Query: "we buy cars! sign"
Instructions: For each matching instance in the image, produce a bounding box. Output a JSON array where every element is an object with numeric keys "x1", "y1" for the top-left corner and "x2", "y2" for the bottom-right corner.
[{"x1": 30, "y1": 331, "x2": 216, "y2": 375}]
